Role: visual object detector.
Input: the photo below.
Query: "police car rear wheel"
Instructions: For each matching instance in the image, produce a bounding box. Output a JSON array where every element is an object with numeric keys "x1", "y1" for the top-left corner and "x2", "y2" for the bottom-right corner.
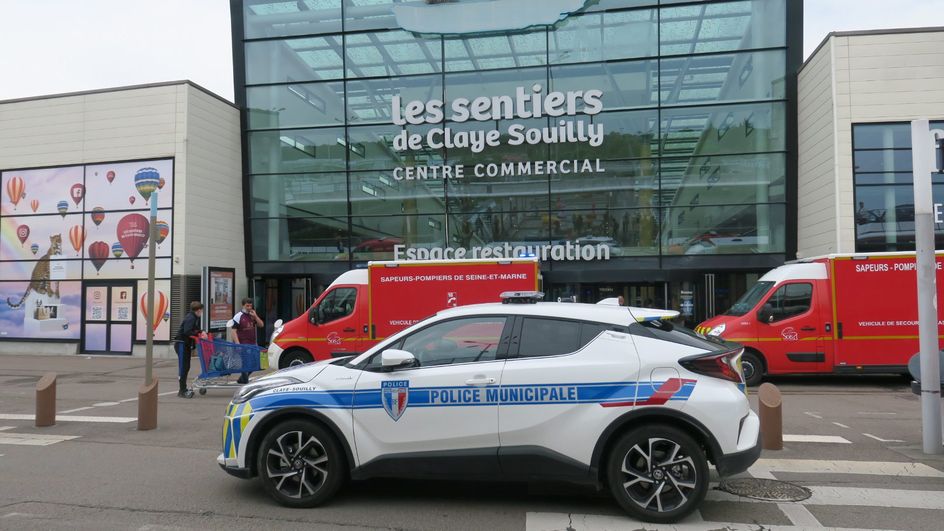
[
  {"x1": 257, "y1": 420, "x2": 343, "y2": 508},
  {"x1": 607, "y1": 425, "x2": 708, "y2": 523}
]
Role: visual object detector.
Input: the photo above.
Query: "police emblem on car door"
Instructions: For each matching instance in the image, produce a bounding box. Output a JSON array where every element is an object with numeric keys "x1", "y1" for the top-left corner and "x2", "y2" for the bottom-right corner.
[{"x1": 381, "y1": 380, "x2": 409, "y2": 421}]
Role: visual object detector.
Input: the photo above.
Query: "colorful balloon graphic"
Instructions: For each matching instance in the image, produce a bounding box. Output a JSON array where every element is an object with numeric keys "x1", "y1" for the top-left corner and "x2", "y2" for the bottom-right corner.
[
  {"x1": 163, "y1": 311, "x2": 170, "y2": 323},
  {"x1": 70, "y1": 183, "x2": 85, "y2": 206},
  {"x1": 91, "y1": 207, "x2": 106, "y2": 227},
  {"x1": 88, "y1": 241, "x2": 109, "y2": 274},
  {"x1": 139, "y1": 291, "x2": 169, "y2": 332},
  {"x1": 128, "y1": 195, "x2": 136, "y2": 205},
  {"x1": 68, "y1": 225, "x2": 85, "y2": 255},
  {"x1": 155, "y1": 220, "x2": 169, "y2": 245},
  {"x1": 106, "y1": 170, "x2": 116, "y2": 184},
  {"x1": 158, "y1": 177, "x2": 166, "y2": 190},
  {"x1": 30, "y1": 243, "x2": 39, "y2": 255},
  {"x1": 57, "y1": 200, "x2": 68, "y2": 217},
  {"x1": 6, "y1": 176, "x2": 25, "y2": 209},
  {"x1": 30, "y1": 199, "x2": 39, "y2": 213},
  {"x1": 116, "y1": 213, "x2": 149, "y2": 269},
  {"x1": 111, "y1": 242, "x2": 124, "y2": 259},
  {"x1": 16, "y1": 224, "x2": 29, "y2": 245},
  {"x1": 134, "y1": 167, "x2": 161, "y2": 204}
]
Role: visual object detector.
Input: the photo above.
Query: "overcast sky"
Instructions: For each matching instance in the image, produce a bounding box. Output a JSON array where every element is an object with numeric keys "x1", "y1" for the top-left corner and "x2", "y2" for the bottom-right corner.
[{"x1": 0, "y1": 0, "x2": 941, "y2": 103}]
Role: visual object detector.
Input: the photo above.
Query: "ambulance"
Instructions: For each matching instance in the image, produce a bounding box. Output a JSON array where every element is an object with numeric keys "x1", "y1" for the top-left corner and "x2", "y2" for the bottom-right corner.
[
  {"x1": 697, "y1": 252, "x2": 944, "y2": 385},
  {"x1": 266, "y1": 259, "x2": 539, "y2": 369}
]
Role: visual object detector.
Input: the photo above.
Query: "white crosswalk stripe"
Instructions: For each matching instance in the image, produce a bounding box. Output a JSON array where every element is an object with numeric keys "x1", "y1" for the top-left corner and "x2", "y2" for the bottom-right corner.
[{"x1": 0, "y1": 432, "x2": 80, "y2": 446}]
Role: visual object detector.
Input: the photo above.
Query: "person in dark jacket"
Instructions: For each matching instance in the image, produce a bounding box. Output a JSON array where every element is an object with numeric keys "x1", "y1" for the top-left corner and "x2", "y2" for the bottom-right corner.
[{"x1": 175, "y1": 301, "x2": 204, "y2": 398}]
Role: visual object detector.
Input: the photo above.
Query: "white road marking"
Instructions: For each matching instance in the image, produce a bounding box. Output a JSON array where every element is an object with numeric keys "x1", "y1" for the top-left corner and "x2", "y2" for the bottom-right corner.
[
  {"x1": 832, "y1": 422, "x2": 851, "y2": 429},
  {"x1": 778, "y1": 502, "x2": 822, "y2": 527},
  {"x1": 751, "y1": 458, "x2": 944, "y2": 477},
  {"x1": 804, "y1": 411, "x2": 823, "y2": 419},
  {"x1": 59, "y1": 406, "x2": 95, "y2": 414},
  {"x1": 862, "y1": 433, "x2": 906, "y2": 443},
  {"x1": 92, "y1": 401, "x2": 120, "y2": 407},
  {"x1": 0, "y1": 426, "x2": 13, "y2": 432},
  {"x1": 783, "y1": 434, "x2": 851, "y2": 444},
  {"x1": 0, "y1": 433, "x2": 80, "y2": 446},
  {"x1": 0, "y1": 414, "x2": 135, "y2": 423},
  {"x1": 858, "y1": 411, "x2": 896, "y2": 416},
  {"x1": 525, "y1": 512, "x2": 892, "y2": 531},
  {"x1": 710, "y1": 486, "x2": 944, "y2": 510}
]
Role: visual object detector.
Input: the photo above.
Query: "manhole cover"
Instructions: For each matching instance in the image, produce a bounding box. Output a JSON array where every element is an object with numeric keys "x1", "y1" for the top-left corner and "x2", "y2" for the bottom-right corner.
[{"x1": 718, "y1": 478, "x2": 812, "y2": 502}]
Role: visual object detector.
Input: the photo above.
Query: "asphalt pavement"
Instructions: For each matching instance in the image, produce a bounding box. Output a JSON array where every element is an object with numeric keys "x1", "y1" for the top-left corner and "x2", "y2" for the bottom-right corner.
[{"x1": 0, "y1": 354, "x2": 942, "y2": 530}]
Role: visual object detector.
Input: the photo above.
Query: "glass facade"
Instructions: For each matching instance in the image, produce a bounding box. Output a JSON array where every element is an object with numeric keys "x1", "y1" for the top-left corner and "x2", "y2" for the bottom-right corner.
[
  {"x1": 852, "y1": 121, "x2": 944, "y2": 252},
  {"x1": 234, "y1": 0, "x2": 801, "y2": 316}
]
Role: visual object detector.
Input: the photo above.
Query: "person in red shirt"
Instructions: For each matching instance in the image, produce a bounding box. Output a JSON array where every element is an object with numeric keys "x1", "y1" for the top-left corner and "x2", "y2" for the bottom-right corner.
[{"x1": 228, "y1": 298, "x2": 263, "y2": 384}]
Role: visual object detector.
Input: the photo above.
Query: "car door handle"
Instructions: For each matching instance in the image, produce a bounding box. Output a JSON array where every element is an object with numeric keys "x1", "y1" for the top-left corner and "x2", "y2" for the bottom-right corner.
[
  {"x1": 465, "y1": 377, "x2": 496, "y2": 386},
  {"x1": 343, "y1": 327, "x2": 356, "y2": 333},
  {"x1": 800, "y1": 326, "x2": 816, "y2": 331}
]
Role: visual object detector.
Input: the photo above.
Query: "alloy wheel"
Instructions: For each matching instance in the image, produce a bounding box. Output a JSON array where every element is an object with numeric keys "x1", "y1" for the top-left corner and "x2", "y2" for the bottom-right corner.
[
  {"x1": 619, "y1": 437, "x2": 698, "y2": 513},
  {"x1": 264, "y1": 430, "x2": 329, "y2": 499}
]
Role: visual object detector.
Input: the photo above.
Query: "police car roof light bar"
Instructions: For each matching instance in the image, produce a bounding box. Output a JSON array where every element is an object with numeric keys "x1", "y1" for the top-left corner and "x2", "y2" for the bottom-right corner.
[{"x1": 500, "y1": 291, "x2": 544, "y2": 304}]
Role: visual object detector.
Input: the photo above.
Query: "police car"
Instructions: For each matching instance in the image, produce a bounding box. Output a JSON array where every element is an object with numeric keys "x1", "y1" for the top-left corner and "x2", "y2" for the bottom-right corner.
[{"x1": 218, "y1": 292, "x2": 759, "y2": 523}]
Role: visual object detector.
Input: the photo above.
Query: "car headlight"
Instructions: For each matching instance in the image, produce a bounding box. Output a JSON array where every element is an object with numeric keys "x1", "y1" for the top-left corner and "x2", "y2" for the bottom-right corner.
[
  {"x1": 707, "y1": 323, "x2": 726, "y2": 337},
  {"x1": 270, "y1": 325, "x2": 284, "y2": 343},
  {"x1": 232, "y1": 376, "x2": 300, "y2": 404}
]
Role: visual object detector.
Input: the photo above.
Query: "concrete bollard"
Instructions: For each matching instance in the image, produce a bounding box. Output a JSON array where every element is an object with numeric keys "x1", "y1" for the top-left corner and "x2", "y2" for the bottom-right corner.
[
  {"x1": 35, "y1": 372, "x2": 57, "y2": 427},
  {"x1": 758, "y1": 382, "x2": 783, "y2": 450},
  {"x1": 137, "y1": 377, "x2": 159, "y2": 431}
]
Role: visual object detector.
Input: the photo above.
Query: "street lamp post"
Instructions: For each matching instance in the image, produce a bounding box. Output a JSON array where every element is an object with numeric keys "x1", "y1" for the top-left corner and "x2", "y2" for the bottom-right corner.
[{"x1": 910, "y1": 119, "x2": 943, "y2": 455}]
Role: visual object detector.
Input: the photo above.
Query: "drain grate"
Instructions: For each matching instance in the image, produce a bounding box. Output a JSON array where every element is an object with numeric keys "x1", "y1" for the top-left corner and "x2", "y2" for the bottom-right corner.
[{"x1": 718, "y1": 478, "x2": 812, "y2": 502}]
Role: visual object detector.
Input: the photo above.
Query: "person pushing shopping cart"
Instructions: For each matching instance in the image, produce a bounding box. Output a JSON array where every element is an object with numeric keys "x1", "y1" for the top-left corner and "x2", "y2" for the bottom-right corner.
[{"x1": 227, "y1": 297, "x2": 264, "y2": 384}]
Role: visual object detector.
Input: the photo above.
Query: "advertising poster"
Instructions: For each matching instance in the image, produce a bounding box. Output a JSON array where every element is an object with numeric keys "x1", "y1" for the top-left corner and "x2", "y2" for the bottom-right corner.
[
  {"x1": 206, "y1": 267, "x2": 235, "y2": 331},
  {"x1": 135, "y1": 279, "x2": 171, "y2": 342},
  {"x1": 0, "y1": 158, "x2": 174, "y2": 342}
]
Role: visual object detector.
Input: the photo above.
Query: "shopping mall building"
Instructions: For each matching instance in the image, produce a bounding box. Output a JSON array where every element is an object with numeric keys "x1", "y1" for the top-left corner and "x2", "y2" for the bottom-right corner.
[{"x1": 232, "y1": 0, "x2": 804, "y2": 330}]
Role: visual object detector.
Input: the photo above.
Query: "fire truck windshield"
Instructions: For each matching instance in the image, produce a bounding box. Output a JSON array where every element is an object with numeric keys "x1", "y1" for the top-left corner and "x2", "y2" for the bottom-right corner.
[{"x1": 724, "y1": 281, "x2": 775, "y2": 316}]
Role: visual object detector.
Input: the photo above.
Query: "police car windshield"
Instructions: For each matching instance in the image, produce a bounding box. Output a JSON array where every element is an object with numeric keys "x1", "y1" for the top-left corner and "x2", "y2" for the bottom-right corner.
[{"x1": 724, "y1": 281, "x2": 774, "y2": 316}]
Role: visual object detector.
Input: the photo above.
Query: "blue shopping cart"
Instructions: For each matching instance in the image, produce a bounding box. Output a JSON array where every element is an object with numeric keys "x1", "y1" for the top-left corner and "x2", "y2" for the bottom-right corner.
[{"x1": 193, "y1": 337, "x2": 265, "y2": 395}]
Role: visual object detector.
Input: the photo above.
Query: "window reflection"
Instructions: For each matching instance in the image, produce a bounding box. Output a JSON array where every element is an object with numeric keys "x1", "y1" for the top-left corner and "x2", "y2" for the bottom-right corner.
[
  {"x1": 245, "y1": 36, "x2": 344, "y2": 84},
  {"x1": 249, "y1": 128, "x2": 347, "y2": 174},
  {"x1": 663, "y1": 204, "x2": 785, "y2": 255}
]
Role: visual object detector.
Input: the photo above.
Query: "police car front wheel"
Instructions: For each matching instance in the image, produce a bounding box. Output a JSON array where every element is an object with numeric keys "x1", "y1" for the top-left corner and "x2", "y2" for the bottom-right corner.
[
  {"x1": 257, "y1": 420, "x2": 344, "y2": 508},
  {"x1": 607, "y1": 425, "x2": 708, "y2": 523}
]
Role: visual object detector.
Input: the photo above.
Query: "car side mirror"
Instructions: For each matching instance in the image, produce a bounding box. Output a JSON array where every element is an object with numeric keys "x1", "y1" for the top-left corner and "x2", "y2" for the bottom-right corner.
[
  {"x1": 381, "y1": 349, "x2": 416, "y2": 370},
  {"x1": 757, "y1": 306, "x2": 775, "y2": 324},
  {"x1": 308, "y1": 307, "x2": 321, "y2": 325}
]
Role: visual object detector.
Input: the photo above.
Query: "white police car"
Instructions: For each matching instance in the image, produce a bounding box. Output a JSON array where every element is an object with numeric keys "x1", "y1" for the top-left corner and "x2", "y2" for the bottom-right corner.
[{"x1": 218, "y1": 293, "x2": 759, "y2": 523}]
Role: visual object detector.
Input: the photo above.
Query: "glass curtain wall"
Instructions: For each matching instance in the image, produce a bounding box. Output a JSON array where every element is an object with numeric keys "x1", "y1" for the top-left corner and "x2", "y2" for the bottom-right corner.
[
  {"x1": 852, "y1": 121, "x2": 944, "y2": 252},
  {"x1": 239, "y1": 0, "x2": 789, "y2": 266}
]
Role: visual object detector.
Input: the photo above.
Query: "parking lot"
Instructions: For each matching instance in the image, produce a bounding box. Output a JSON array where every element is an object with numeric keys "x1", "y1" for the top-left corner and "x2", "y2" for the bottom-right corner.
[{"x1": 0, "y1": 354, "x2": 942, "y2": 531}]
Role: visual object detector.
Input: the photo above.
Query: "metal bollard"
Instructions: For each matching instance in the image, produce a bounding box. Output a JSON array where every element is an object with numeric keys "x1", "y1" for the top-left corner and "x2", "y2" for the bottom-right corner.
[
  {"x1": 137, "y1": 377, "x2": 159, "y2": 431},
  {"x1": 35, "y1": 372, "x2": 57, "y2": 427},
  {"x1": 758, "y1": 382, "x2": 783, "y2": 451}
]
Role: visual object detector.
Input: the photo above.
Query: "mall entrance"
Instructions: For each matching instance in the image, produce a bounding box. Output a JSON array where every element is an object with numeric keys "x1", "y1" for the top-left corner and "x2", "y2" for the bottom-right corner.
[{"x1": 547, "y1": 272, "x2": 759, "y2": 328}]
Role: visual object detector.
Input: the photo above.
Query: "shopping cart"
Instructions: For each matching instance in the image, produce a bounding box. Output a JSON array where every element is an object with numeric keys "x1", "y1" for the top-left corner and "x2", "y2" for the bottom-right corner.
[{"x1": 192, "y1": 337, "x2": 265, "y2": 395}]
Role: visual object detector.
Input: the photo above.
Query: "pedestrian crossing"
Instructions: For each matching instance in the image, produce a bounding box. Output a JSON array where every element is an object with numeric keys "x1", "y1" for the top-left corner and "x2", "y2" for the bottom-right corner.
[
  {"x1": 0, "y1": 426, "x2": 79, "y2": 446},
  {"x1": 524, "y1": 455, "x2": 944, "y2": 531}
]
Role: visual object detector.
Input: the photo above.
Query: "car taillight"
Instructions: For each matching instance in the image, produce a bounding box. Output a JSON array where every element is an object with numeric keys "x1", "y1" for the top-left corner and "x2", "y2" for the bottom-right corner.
[{"x1": 679, "y1": 349, "x2": 743, "y2": 383}]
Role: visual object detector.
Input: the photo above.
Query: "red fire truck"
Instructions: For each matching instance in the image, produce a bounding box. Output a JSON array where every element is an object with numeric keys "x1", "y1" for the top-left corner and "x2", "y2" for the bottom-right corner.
[
  {"x1": 697, "y1": 252, "x2": 944, "y2": 385},
  {"x1": 266, "y1": 259, "x2": 540, "y2": 369}
]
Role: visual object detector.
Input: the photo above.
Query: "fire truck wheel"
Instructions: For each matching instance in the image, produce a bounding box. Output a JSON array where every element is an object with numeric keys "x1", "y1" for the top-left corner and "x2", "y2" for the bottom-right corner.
[
  {"x1": 281, "y1": 349, "x2": 314, "y2": 369},
  {"x1": 741, "y1": 351, "x2": 764, "y2": 387}
]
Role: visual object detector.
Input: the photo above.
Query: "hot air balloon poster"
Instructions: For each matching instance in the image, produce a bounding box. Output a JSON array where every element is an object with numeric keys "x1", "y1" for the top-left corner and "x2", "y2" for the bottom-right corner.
[
  {"x1": 1, "y1": 166, "x2": 83, "y2": 216},
  {"x1": 84, "y1": 159, "x2": 173, "y2": 211},
  {"x1": 135, "y1": 280, "x2": 171, "y2": 341},
  {"x1": 0, "y1": 214, "x2": 83, "y2": 267}
]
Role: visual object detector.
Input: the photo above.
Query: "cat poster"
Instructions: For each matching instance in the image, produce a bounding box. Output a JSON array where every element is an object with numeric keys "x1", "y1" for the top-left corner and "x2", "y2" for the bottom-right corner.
[{"x1": 0, "y1": 280, "x2": 81, "y2": 340}]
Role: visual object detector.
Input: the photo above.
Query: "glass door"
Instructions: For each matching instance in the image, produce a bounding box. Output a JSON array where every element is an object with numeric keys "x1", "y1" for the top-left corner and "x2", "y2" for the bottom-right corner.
[{"x1": 82, "y1": 283, "x2": 136, "y2": 354}]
